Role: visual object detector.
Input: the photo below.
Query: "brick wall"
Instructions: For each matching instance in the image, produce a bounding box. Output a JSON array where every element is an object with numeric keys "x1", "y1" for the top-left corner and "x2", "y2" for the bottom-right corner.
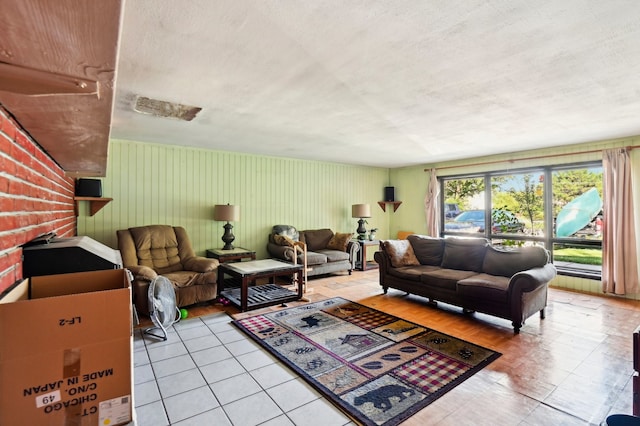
[{"x1": 0, "y1": 106, "x2": 75, "y2": 293}]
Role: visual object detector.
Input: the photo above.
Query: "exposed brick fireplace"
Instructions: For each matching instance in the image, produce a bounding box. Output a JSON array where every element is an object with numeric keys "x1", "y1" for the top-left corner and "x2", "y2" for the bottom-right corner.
[{"x1": 0, "y1": 107, "x2": 75, "y2": 293}]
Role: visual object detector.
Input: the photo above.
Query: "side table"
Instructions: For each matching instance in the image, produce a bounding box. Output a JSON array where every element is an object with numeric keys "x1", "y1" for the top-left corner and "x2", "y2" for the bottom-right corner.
[
  {"x1": 206, "y1": 247, "x2": 256, "y2": 263},
  {"x1": 353, "y1": 239, "x2": 379, "y2": 271}
]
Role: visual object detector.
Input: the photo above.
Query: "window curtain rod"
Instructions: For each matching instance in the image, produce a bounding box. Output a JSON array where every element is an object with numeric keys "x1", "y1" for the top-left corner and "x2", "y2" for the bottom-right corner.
[{"x1": 424, "y1": 145, "x2": 640, "y2": 172}]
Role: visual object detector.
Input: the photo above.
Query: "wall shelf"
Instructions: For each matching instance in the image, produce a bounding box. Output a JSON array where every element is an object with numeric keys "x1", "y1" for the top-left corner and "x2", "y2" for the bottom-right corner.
[
  {"x1": 377, "y1": 201, "x2": 402, "y2": 212},
  {"x1": 74, "y1": 197, "x2": 112, "y2": 216}
]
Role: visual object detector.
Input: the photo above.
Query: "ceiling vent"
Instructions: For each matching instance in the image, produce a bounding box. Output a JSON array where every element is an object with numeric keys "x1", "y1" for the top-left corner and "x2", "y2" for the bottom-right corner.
[{"x1": 134, "y1": 96, "x2": 201, "y2": 121}]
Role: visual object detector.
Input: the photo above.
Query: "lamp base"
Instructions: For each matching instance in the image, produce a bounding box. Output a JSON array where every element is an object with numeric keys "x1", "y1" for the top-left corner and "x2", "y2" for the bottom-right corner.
[
  {"x1": 221, "y1": 222, "x2": 235, "y2": 250},
  {"x1": 356, "y1": 218, "x2": 367, "y2": 240}
]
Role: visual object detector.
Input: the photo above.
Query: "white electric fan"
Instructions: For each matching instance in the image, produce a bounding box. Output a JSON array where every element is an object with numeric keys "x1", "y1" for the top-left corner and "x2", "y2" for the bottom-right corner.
[{"x1": 144, "y1": 276, "x2": 181, "y2": 341}]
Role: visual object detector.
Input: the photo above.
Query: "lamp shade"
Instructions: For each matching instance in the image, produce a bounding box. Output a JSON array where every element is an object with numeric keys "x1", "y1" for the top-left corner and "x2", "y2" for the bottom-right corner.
[
  {"x1": 213, "y1": 204, "x2": 239, "y2": 222},
  {"x1": 352, "y1": 204, "x2": 371, "y2": 218}
]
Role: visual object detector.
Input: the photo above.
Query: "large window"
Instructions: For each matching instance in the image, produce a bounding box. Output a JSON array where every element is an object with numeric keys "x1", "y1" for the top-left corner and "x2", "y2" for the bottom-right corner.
[{"x1": 441, "y1": 163, "x2": 603, "y2": 278}]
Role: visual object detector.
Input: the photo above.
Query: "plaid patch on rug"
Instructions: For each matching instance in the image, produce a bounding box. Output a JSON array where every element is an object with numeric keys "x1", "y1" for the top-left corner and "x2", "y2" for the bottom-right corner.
[{"x1": 233, "y1": 297, "x2": 501, "y2": 426}]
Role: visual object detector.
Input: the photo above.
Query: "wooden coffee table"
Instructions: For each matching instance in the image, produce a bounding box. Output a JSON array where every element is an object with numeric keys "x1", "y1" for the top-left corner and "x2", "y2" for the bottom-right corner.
[{"x1": 217, "y1": 259, "x2": 304, "y2": 311}]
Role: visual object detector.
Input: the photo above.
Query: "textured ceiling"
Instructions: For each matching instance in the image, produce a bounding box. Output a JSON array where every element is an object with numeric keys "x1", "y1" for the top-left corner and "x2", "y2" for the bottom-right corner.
[{"x1": 111, "y1": 1, "x2": 640, "y2": 168}]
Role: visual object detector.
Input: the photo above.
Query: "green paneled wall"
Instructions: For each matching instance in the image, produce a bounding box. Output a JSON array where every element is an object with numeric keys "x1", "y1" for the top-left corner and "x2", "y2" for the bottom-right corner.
[
  {"x1": 77, "y1": 136, "x2": 640, "y2": 298},
  {"x1": 78, "y1": 139, "x2": 390, "y2": 260}
]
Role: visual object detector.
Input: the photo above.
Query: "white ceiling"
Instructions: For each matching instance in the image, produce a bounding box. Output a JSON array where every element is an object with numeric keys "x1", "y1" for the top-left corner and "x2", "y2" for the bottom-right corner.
[{"x1": 111, "y1": 1, "x2": 640, "y2": 168}]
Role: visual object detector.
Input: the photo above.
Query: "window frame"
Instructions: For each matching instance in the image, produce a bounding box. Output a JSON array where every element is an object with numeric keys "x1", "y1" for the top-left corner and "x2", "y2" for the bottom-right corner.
[{"x1": 439, "y1": 161, "x2": 602, "y2": 279}]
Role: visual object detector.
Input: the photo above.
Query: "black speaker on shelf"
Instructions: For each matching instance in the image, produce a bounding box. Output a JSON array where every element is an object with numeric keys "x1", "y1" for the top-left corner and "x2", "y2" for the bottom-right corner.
[
  {"x1": 75, "y1": 179, "x2": 102, "y2": 197},
  {"x1": 384, "y1": 186, "x2": 395, "y2": 202}
]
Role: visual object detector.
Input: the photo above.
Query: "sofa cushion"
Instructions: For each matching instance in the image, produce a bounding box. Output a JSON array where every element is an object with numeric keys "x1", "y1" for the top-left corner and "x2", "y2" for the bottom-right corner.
[
  {"x1": 317, "y1": 249, "x2": 350, "y2": 262},
  {"x1": 129, "y1": 225, "x2": 182, "y2": 273},
  {"x1": 441, "y1": 237, "x2": 488, "y2": 272},
  {"x1": 407, "y1": 235, "x2": 444, "y2": 265},
  {"x1": 457, "y1": 273, "x2": 510, "y2": 302},
  {"x1": 482, "y1": 245, "x2": 549, "y2": 277},
  {"x1": 382, "y1": 240, "x2": 420, "y2": 267},
  {"x1": 327, "y1": 232, "x2": 353, "y2": 251},
  {"x1": 389, "y1": 265, "x2": 439, "y2": 281},
  {"x1": 420, "y1": 268, "x2": 477, "y2": 290},
  {"x1": 304, "y1": 251, "x2": 328, "y2": 266},
  {"x1": 302, "y1": 229, "x2": 334, "y2": 251}
]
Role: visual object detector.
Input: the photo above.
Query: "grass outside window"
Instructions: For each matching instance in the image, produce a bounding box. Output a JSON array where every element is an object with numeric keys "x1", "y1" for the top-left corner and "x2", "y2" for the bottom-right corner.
[{"x1": 553, "y1": 247, "x2": 602, "y2": 265}]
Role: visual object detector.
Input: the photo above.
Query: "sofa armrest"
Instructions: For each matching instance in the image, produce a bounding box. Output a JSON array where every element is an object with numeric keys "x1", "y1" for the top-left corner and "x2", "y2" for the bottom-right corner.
[
  {"x1": 346, "y1": 241, "x2": 360, "y2": 269},
  {"x1": 126, "y1": 265, "x2": 157, "y2": 282},
  {"x1": 267, "y1": 242, "x2": 296, "y2": 262},
  {"x1": 374, "y1": 249, "x2": 393, "y2": 287},
  {"x1": 183, "y1": 256, "x2": 219, "y2": 272},
  {"x1": 508, "y1": 263, "x2": 557, "y2": 294},
  {"x1": 373, "y1": 249, "x2": 392, "y2": 274},
  {"x1": 124, "y1": 266, "x2": 157, "y2": 316}
]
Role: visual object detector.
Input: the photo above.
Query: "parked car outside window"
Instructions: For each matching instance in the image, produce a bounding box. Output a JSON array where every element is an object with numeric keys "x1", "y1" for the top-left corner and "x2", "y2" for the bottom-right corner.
[
  {"x1": 444, "y1": 203, "x2": 461, "y2": 218},
  {"x1": 444, "y1": 209, "x2": 524, "y2": 233}
]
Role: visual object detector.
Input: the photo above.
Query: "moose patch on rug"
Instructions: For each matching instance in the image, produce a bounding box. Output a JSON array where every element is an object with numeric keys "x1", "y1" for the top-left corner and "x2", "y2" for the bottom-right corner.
[{"x1": 232, "y1": 297, "x2": 501, "y2": 426}]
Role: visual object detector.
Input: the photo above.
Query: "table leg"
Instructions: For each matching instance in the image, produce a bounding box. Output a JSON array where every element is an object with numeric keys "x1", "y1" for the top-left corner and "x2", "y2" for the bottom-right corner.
[
  {"x1": 296, "y1": 270, "x2": 304, "y2": 298},
  {"x1": 241, "y1": 277, "x2": 249, "y2": 312},
  {"x1": 217, "y1": 269, "x2": 225, "y2": 294},
  {"x1": 361, "y1": 243, "x2": 368, "y2": 271}
]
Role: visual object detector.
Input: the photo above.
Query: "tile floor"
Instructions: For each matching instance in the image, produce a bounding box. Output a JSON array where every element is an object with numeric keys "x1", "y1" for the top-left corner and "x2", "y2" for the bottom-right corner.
[
  {"x1": 132, "y1": 271, "x2": 640, "y2": 426},
  {"x1": 133, "y1": 311, "x2": 356, "y2": 426}
]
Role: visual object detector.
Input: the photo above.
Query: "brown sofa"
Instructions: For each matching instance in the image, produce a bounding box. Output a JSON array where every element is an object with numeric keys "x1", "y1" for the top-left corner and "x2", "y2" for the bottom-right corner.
[
  {"x1": 374, "y1": 235, "x2": 557, "y2": 333},
  {"x1": 267, "y1": 226, "x2": 359, "y2": 277},
  {"x1": 117, "y1": 225, "x2": 219, "y2": 315}
]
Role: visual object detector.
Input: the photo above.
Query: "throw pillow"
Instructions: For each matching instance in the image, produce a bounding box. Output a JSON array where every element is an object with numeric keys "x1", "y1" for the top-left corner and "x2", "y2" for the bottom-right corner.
[
  {"x1": 327, "y1": 232, "x2": 353, "y2": 251},
  {"x1": 274, "y1": 234, "x2": 296, "y2": 247},
  {"x1": 382, "y1": 240, "x2": 420, "y2": 267}
]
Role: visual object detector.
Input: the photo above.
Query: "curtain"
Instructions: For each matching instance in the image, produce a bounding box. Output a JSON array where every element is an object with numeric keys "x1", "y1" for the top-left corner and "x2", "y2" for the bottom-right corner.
[
  {"x1": 602, "y1": 148, "x2": 639, "y2": 294},
  {"x1": 424, "y1": 168, "x2": 439, "y2": 237}
]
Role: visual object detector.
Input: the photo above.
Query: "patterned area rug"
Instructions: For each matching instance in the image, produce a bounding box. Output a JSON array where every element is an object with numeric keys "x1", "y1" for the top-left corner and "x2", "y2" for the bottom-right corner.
[{"x1": 232, "y1": 297, "x2": 501, "y2": 426}]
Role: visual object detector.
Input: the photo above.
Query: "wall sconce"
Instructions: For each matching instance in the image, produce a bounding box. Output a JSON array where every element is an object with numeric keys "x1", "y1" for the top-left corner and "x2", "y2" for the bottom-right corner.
[
  {"x1": 213, "y1": 204, "x2": 240, "y2": 250},
  {"x1": 351, "y1": 204, "x2": 371, "y2": 240}
]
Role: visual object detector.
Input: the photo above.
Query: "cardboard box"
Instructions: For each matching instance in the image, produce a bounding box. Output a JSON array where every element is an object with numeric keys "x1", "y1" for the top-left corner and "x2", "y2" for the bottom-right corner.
[{"x1": 0, "y1": 269, "x2": 133, "y2": 426}]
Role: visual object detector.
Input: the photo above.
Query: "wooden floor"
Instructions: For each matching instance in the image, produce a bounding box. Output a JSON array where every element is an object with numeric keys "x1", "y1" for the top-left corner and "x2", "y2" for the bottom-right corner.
[{"x1": 142, "y1": 269, "x2": 640, "y2": 425}]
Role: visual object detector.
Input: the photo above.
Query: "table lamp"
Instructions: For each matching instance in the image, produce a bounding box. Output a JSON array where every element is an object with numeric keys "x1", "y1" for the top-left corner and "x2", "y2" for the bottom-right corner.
[
  {"x1": 213, "y1": 204, "x2": 240, "y2": 250},
  {"x1": 351, "y1": 204, "x2": 371, "y2": 240}
]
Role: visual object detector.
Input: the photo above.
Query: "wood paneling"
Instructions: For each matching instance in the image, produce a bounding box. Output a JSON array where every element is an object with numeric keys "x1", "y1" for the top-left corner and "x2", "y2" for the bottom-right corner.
[
  {"x1": 78, "y1": 139, "x2": 389, "y2": 259},
  {"x1": 77, "y1": 136, "x2": 640, "y2": 300}
]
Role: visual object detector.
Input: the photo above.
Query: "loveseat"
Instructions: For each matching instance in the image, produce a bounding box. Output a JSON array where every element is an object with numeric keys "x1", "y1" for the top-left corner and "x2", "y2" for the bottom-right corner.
[
  {"x1": 267, "y1": 226, "x2": 359, "y2": 277},
  {"x1": 374, "y1": 235, "x2": 557, "y2": 333}
]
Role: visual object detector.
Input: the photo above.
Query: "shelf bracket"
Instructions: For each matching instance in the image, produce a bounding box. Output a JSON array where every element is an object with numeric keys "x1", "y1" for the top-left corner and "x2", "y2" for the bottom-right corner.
[
  {"x1": 74, "y1": 197, "x2": 112, "y2": 216},
  {"x1": 378, "y1": 201, "x2": 402, "y2": 212}
]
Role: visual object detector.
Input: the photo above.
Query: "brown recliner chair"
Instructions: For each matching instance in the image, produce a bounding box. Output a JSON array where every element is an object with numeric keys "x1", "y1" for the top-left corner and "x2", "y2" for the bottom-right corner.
[{"x1": 117, "y1": 225, "x2": 219, "y2": 316}]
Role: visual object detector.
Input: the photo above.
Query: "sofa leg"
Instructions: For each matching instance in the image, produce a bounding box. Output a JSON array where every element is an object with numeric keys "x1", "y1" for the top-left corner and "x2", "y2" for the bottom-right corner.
[
  {"x1": 512, "y1": 321, "x2": 522, "y2": 334},
  {"x1": 427, "y1": 298, "x2": 437, "y2": 306},
  {"x1": 382, "y1": 286, "x2": 388, "y2": 294},
  {"x1": 540, "y1": 308, "x2": 546, "y2": 320},
  {"x1": 348, "y1": 269, "x2": 352, "y2": 275},
  {"x1": 463, "y1": 308, "x2": 475, "y2": 315}
]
